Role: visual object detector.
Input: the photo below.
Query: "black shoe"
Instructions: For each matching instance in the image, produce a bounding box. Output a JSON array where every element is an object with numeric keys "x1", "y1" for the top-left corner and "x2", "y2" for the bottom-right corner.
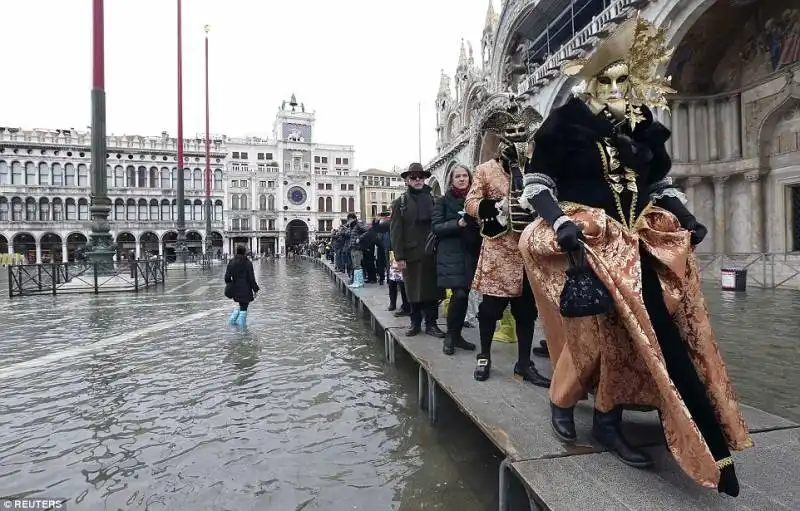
[
  {"x1": 474, "y1": 356, "x2": 491, "y2": 381},
  {"x1": 442, "y1": 334, "x2": 455, "y2": 356},
  {"x1": 454, "y1": 335, "x2": 476, "y2": 351},
  {"x1": 387, "y1": 304, "x2": 397, "y2": 311},
  {"x1": 532, "y1": 345, "x2": 550, "y2": 358},
  {"x1": 394, "y1": 309, "x2": 410, "y2": 317},
  {"x1": 718, "y1": 463, "x2": 739, "y2": 497},
  {"x1": 592, "y1": 408, "x2": 654, "y2": 468},
  {"x1": 513, "y1": 362, "x2": 551, "y2": 388},
  {"x1": 463, "y1": 321, "x2": 474, "y2": 328},
  {"x1": 425, "y1": 324, "x2": 446, "y2": 338},
  {"x1": 550, "y1": 402, "x2": 577, "y2": 443},
  {"x1": 406, "y1": 325, "x2": 422, "y2": 337}
]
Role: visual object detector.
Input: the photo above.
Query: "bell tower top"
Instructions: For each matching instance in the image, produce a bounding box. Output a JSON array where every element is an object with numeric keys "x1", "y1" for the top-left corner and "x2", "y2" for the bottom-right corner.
[{"x1": 275, "y1": 93, "x2": 315, "y2": 142}]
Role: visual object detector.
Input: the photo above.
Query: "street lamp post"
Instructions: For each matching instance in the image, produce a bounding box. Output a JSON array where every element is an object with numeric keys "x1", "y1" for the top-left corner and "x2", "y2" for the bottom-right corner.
[
  {"x1": 87, "y1": 0, "x2": 114, "y2": 270},
  {"x1": 175, "y1": 0, "x2": 188, "y2": 263},
  {"x1": 204, "y1": 24, "x2": 213, "y2": 257}
]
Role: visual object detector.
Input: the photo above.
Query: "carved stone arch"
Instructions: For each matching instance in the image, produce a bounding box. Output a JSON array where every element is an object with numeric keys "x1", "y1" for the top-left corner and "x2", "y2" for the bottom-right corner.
[
  {"x1": 427, "y1": 177, "x2": 443, "y2": 197},
  {"x1": 756, "y1": 89, "x2": 800, "y2": 167},
  {"x1": 446, "y1": 112, "x2": 461, "y2": 140},
  {"x1": 461, "y1": 82, "x2": 488, "y2": 128},
  {"x1": 490, "y1": 0, "x2": 547, "y2": 91}
]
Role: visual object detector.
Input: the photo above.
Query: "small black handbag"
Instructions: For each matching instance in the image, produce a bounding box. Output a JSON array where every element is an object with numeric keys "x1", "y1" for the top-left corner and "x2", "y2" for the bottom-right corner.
[
  {"x1": 559, "y1": 246, "x2": 614, "y2": 318},
  {"x1": 224, "y1": 281, "x2": 234, "y2": 299}
]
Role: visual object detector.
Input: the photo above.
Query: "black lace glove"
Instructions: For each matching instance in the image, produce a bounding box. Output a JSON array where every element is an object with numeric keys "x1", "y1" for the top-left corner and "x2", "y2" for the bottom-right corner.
[
  {"x1": 477, "y1": 199, "x2": 500, "y2": 220},
  {"x1": 556, "y1": 221, "x2": 584, "y2": 252},
  {"x1": 526, "y1": 187, "x2": 585, "y2": 251},
  {"x1": 657, "y1": 195, "x2": 707, "y2": 246},
  {"x1": 614, "y1": 133, "x2": 653, "y2": 168}
]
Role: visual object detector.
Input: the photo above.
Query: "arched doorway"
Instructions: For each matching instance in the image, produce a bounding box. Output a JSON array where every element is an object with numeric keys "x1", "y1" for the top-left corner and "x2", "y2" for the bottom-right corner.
[
  {"x1": 0, "y1": 234, "x2": 7, "y2": 254},
  {"x1": 162, "y1": 231, "x2": 177, "y2": 262},
  {"x1": 259, "y1": 235, "x2": 275, "y2": 256},
  {"x1": 66, "y1": 232, "x2": 88, "y2": 262},
  {"x1": 140, "y1": 231, "x2": 159, "y2": 257},
  {"x1": 209, "y1": 231, "x2": 223, "y2": 257},
  {"x1": 12, "y1": 232, "x2": 35, "y2": 262},
  {"x1": 115, "y1": 232, "x2": 136, "y2": 260},
  {"x1": 428, "y1": 177, "x2": 443, "y2": 197},
  {"x1": 286, "y1": 219, "x2": 309, "y2": 248},
  {"x1": 40, "y1": 232, "x2": 62, "y2": 263},
  {"x1": 660, "y1": 0, "x2": 800, "y2": 254},
  {"x1": 186, "y1": 230, "x2": 203, "y2": 255}
]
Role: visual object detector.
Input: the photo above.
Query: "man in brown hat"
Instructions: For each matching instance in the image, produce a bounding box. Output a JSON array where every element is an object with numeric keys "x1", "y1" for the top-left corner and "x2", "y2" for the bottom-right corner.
[{"x1": 390, "y1": 163, "x2": 446, "y2": 338}]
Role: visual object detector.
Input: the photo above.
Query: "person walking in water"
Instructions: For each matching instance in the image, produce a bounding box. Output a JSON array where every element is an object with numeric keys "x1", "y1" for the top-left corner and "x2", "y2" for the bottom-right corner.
[{"x1": 225, "y1": 244, "x2": 260, "y2": 328}]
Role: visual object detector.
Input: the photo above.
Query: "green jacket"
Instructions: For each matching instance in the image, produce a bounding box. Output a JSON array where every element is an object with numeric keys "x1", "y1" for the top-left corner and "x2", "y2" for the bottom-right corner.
[{"x1": 390, "y1": 188, "x2": 434, "y2": 263}]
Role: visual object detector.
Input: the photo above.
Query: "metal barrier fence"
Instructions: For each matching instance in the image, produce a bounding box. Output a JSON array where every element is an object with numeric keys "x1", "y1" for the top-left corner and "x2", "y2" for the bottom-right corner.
[
  {"x1": 167, "y1": 253, "x2": 228, "y2": 271},
  {"x1": 696, "y1": 252, "x2": 800, "y2": 290},
  {"x1": 7, "y1": 258, "x2": 166, "y2": 297}
]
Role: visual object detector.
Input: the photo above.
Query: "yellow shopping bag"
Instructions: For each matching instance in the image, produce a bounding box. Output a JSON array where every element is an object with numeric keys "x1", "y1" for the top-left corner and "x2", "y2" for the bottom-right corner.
[
  {"x1": 441, "y1": 289, "x2": 453, "y2": 319},
  {"x1": 492, "y1": 306, "x2": 517, "y2": 343}
]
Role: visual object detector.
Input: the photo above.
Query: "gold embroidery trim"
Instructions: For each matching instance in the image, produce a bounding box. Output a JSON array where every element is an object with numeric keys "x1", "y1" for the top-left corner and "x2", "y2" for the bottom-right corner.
[
  {"x1": 596, "y1": 141, "x2": 638, "y2": 230},
  {"x1": 716, "y1": 456, "x2": 734, "y2": 469}
]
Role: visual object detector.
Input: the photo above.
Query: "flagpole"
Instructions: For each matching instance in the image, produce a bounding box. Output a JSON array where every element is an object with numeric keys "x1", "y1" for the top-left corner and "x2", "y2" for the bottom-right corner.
[{"x1": 418, "y1": 102, "x2": 422, "y2": 162}]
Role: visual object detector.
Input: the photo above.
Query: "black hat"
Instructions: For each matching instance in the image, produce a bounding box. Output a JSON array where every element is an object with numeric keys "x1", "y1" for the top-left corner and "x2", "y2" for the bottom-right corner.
[{"x1": 400, "y1": 162, "x2": 431, "y2": 179}]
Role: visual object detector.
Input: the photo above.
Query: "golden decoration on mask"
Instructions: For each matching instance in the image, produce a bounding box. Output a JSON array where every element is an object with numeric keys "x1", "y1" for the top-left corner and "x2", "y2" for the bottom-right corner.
[{"x1": 560, "y1": 13, "x2": 677, "y2": 128}]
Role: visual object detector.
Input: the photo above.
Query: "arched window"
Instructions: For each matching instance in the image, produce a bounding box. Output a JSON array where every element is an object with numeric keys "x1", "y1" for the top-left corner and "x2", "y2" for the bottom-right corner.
[
  {"x1": 149, "y1": 167, "x2": 158, "y2": 188},
  {"x1": 114, "y1": 166, "x2": 124, "y2": 188},
  {"x1": 160, "y1": 167, "x2": 171, "y2": 189},
  {"x1": 25, "y1": 162, "x2": 36, "y2": 185},
  {"x1": 193, "y1": 169, "x2": 203, "y2": 190},
  {"x1": 214, "y1": 200, "x2": 223, "y2": 222},
  {"x1": 38, "y1": 162, "x2": 49, "y2": 185},
  {"x1": 325, "y1": 197, "x2": 332, "y2": 212},
  {"x1": 65, "y1": 163, "x2": 76, "y2": 186},
  {"x1": 171, "y1": 168, "x2": 177, "y2": 189},
  {"x1": 52, "y1": 198, "x2": 63, "y2": 221},
  {"x1": 150, "y1": 199, "x2": 159, "y2": 220},
  {"x1": 106, "y1": 165, "x2": 112, "y2": 185},
  {"x1": 0, "y1": 197, "x2": 7, "y2": 221},
  {"x1": 25, "y1": 197, "x2": 36, "y2": 221},
  {"x1": 260, "y1": 194, "x2": 267, "y2": 210},
  {"x1": 11, "y1": 162, "x2": 23, "y2": 185},
  {"x1": 240, "y1": 194, "x2": 248, "y2": 210},
  {"x1": 126, "y1": 166, "x2": 135, "y2": 187},
  {"x1": 348, "y1": 197, "x2": 355, "y2": 212},
  {"x1": 267, "y1": 195, "x2": 275, "y2": 211},
  {"x1": 172, "y1": 200, "x2": 177, "y2": 221},
  {"x1": 115, "y1": 199, "x2": 125, "y2": 220},
  {"x1": 137, "y1": 166, "x2": 147, "y2": 187},
  {"x1": 78, "y1": 199, "x2": 89, "y2": 220},
  {"x1": 340, "y1": 197, "x2": 347, "y2": 212},
  {"x1": 318, "y1": 197, "x2": 324, "y2": 211},
  {"x1": 184, "y1": 200, "x2": 191, "y2": 221},
  {"x1": 161, "y1": 200, "x2": 171, "y2": 220},
  {"x1": 183, "y1": 169, "x2": 191, "y2": 190},
  {"x1": 231, "y1": 195, "x2": 240, "y2": 210},
  {"x1": 193, "y1": 200, "x2": 203, "y2": 220},
  {"x1": 77, "y1": 164, "x2": 89, "y2": 186},
  {"x1": 138, "y1": 199, "x2": 148, "y2": 220},
  {"x1": 65, "y1": 198, "x2": 77, "y2": 220},
  {"x1": 126, "y1": 199, "x2": 136, "y2": 220},
  {"x1": 39, "y1": 198, "x2": 50, "y2": 221},
  {"x1": 214, "y1": 169, "x2": 223, "y2": 190},
  {"x1": 0, "y1": 161, "x2": 8, "y2": 185},
  {"x1": 11, "y1": 197, "x2": 23, "y2": 221}
]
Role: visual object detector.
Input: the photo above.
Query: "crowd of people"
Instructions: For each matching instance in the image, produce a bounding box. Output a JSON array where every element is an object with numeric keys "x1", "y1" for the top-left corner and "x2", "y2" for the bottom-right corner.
[{"x1": 299, "y1": 15, "x2": 751, "y2": 500}]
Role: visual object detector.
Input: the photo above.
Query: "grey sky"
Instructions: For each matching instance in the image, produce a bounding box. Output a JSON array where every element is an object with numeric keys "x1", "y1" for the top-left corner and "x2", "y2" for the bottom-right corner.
[{"x1": 0, "y1": 0, "x2": 490, "y2": 170}]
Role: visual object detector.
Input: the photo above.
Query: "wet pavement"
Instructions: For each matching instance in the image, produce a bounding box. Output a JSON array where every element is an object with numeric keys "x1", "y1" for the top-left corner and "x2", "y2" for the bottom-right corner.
[
  {"x1": 0, "y1": 259, "x2": 797, "y2": 510},
  {"x1": 0, "y1": 260, "x2": 505, "y2": 511}
]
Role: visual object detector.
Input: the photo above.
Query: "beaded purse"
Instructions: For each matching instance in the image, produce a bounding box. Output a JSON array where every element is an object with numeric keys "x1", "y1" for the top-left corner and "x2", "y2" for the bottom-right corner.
[{"x1": 559, "y1": 246, "x2": 614, "y2": 318}]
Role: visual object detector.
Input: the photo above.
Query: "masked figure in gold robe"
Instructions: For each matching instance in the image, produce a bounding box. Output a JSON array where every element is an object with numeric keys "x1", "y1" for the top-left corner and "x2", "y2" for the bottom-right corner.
[{"x1": 517, "y1": 15, "x2": 751, "y2": 496}]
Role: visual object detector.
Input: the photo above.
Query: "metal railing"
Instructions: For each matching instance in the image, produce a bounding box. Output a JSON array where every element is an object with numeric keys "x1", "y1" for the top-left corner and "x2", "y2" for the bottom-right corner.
[
  {"x1": 696, "y1": 252, "x2": 800, "y2": 289},
  {"x1": 166, "y1": 253, "x2": 228, "y2": 271},
  {"x1": 8, "y1": 258, "x2": 166, "y2": 297}
]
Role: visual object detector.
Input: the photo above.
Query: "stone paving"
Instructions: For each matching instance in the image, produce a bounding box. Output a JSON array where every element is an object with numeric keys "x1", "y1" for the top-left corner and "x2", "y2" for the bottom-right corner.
[{"x1": 306, "y1": 256, "x2": 800, "y2": 510}]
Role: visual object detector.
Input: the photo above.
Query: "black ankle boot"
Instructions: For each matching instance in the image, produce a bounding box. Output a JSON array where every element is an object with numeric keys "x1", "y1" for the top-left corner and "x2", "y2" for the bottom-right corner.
[
  {"x1": 717, "y1": 461, "x2": 740, "y2": 497},
  {"x1": 425, "y1": 324, "x2": 446, "y2": 338},
  {"x1": 406, "y1": 324, "x2": 421, "y2": 337},
  {"x1": 550, "y1": 402, "x2": 577, "y2": 442},
  {"x1": 592, "y1": 407, "x2": 653, "y2": 468},
  {"x1": 454, "y1": 335, "x2": 476, "y2": 351},
  {"x1": 442, "y1": 334, "x2": 455, "y2": 355},
  {"x1": 474, "y1": 356, "x2": 491, "y2": 381}
]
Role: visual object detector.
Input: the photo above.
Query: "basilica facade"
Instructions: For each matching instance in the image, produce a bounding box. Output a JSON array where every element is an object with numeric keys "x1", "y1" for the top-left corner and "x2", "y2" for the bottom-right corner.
[{"x1": 425, "y1": 0, "x2": 800, "y2": 288}]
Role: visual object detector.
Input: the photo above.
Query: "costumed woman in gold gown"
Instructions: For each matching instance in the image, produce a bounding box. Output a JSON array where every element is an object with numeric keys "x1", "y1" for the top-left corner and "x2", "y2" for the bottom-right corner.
[{"x1": 517, "y1": 15, "x2": 751, "y2": 496}]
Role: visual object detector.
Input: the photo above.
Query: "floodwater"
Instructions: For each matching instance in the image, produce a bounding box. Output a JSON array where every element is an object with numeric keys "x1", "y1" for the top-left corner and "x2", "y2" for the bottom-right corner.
[
  {"x1": 0, "y1": 260, "x2": 505, "y2": 511},
  {"x1": 0, "y1": 259, "x2": 797, "y2": 510}
]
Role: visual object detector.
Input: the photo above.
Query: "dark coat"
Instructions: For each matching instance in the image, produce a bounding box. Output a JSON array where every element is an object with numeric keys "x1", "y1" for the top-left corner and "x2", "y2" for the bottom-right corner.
[
  {"x1": 224, "y1": 255, "x2": 260, "y2": 303},
  {"x1": 390, "y1": 187, "x2": 438, "y2": 302},
  {"x1": 431, "y1": 191, "x2": 481, "y2": 289}
]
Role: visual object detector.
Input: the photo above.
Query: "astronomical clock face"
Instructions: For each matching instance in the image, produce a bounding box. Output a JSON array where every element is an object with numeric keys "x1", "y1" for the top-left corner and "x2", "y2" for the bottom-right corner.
[{"x1": 287, "y1": 186, "x2": 307, "y2": 205}]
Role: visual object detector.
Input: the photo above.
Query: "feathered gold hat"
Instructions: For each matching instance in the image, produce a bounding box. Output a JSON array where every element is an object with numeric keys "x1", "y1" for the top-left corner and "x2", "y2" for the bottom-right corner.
[{"x1": 562, "y1": 13, "x2": 676, "y2": 114}]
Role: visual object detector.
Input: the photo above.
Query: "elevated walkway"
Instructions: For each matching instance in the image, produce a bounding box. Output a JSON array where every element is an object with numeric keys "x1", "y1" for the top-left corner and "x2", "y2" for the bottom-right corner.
[{"x1": 304, "y1": 256, "x2": 800, "y2": 510}]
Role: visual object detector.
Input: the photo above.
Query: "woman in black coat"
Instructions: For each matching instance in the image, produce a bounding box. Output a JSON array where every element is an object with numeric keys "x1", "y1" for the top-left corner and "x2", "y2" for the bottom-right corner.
[
  {"x1": 431, "y1": 164, "x2": 481, "y2": 355},
  {"x1": 225, "y1": 244, "x2": 260, "y2": 328}
]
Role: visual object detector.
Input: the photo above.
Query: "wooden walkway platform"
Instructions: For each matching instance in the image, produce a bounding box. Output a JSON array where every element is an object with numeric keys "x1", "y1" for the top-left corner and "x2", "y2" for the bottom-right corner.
[{"x1": 304, "y1": 256, "x2": 800, "y2": 510}]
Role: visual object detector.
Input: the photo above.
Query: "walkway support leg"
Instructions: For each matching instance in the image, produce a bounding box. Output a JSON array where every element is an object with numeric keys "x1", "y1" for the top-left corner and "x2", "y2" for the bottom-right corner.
[{"x1": 427, "y1": 372, "x2": 438, "y2": 425}]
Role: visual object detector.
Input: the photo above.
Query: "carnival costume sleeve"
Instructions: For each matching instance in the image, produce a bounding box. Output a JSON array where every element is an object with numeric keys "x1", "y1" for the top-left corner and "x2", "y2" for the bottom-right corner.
[
  {"x1": 431, "y1": 196, "x2": 460, "y2": 238},
  {"x1": 465, "y1": 164, "x2": 505, "y2": 238},
  {"x1": 389, "y1": 198, "x2": 405, "y2": 261},
  {"x1": 522, "y1": 111, "x2": 583, "y2": 252}
]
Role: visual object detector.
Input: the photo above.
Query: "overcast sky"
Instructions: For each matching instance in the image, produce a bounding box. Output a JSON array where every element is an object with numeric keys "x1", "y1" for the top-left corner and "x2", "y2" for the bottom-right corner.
[{"x1": 0, "y1": 0, "x2": 492, "y2": 170}]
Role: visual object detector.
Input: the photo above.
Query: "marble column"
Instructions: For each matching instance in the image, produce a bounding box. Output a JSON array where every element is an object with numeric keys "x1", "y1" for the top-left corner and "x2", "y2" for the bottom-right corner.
[
  {"x1": 671, "y1": 101, "x2": 682, "y2": 161},
  {"x1": 744, "y1": 171, "x2": 764, "y2": 253},
  {"x1": 662, "y1": 107, "x2": 673, "y2": 157},
  {"x1": 707, "y1": 99, "x2": 718, "y2": 161},
  {"x1": 135, "y1": 241, "x2": 141, "y2": 259},
  {"x1": 686, "y1": 176, "x2": 703, "y2": 214},
  {"x1": 713, "y1": 175, "x2": 728, "y2": 254},
  {"x1": 35, "y1": 240, "x2": 42, "y2": 264},
  {"x1": 732, "y1": 94, "x2": 742, "y2": 158},
  {"x1": 61, "y1": 239, "x2": 68, "y2": 262},
  {"x1": 688, "y1": 101, "x2": 698, "y2": 162}
]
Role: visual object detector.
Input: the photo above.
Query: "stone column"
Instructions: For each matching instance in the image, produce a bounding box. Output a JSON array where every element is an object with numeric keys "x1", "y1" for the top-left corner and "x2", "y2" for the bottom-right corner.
[
  {"x1": 686, "y1": 176, "x2": 703, "y2": 214},
  {"x1": 713, "y1": 175, "x2": 728, "y2": 254},
  {"x1": 670, "y1": 101, "x2": 682, "y2": 161},
  {"x1": 688, "y1": 101, "x2": 698, "y2": 162},
  {"x1": 61, "y1": 239, "x2": 68, "y2": 262},
  {"x1": 662, "y1": 107, "x2": 673, "y2": 157},
  {"x1": 707, "y1": 99, "x2": 718, "y2": 161},
  {"x1": 35, "y1": 239, "x2": 42, "y2": 264},
  {"x1": 744, "y1": 171, "x2": 764, "y2": 253},
  {"x1": 732, "y1": 94, "x2": 742, "y2": 158},
  {"x1": 135, "y1": 240, "x2": 141, "y2": 259}
]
